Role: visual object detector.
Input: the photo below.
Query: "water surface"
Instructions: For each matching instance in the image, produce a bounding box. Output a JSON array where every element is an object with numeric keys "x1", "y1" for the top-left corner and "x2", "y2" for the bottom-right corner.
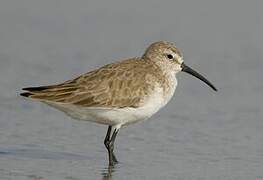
[{"x1": 0, "y1": 0, "x2": 263, "y2": 179}]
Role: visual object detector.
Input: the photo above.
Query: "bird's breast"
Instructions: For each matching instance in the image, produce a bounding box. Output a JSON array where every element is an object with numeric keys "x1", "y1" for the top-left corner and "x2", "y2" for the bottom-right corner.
[{"x1": 126, "y1": 74, "x2": 177, "y2": 122}]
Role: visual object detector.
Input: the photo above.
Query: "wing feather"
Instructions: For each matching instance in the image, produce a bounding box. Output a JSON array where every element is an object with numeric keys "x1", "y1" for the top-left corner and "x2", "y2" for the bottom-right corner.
[{"x1": 21, "y1": 58, "x2": 161, "y2": 108}]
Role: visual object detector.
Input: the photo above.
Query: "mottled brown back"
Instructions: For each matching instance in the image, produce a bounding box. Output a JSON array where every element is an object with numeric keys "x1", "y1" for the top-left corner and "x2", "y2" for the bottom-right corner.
[{"x1": 21, "y1": 58, "x2": 168, "y2": 108}]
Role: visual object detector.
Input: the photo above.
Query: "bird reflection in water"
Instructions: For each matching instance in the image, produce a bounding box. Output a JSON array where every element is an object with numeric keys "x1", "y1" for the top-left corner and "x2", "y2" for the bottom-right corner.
[{"x1": 101, "y1": 164, "x2": 118, "y2": 180}]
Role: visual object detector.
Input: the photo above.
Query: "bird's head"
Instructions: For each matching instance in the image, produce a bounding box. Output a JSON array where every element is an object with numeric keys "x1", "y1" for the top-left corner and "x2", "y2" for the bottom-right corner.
[{"x1": 143, "y1": 41, "x2": 217, "y2": 91}]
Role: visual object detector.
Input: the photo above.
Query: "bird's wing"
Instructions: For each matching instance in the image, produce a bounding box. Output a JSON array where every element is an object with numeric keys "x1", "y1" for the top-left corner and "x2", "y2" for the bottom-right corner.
[{"x1": 21, "y1": 58, "x2": 159, "y2": 108}]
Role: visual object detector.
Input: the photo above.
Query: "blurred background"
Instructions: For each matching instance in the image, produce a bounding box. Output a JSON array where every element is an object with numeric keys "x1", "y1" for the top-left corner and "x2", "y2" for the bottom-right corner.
[{"x1": 0, "y1": 0, "x2": 262, "y2": 179}]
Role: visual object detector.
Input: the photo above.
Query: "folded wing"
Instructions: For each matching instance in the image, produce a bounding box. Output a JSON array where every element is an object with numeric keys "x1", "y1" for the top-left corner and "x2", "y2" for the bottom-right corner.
[{"x1": 21, "y1": 58, "x2": 158, "y2": 108}]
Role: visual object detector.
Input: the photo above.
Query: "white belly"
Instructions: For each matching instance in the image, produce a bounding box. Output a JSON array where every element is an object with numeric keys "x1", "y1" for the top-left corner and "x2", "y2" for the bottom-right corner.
[{"x1": 44, "y1": 77, "x2": 177, "y2": 126}]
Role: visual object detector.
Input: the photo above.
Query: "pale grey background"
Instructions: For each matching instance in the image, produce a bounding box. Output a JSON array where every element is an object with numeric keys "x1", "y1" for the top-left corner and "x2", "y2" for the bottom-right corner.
[{"x1": 0, "y1": 0, "x2": 263, "y2": 180}]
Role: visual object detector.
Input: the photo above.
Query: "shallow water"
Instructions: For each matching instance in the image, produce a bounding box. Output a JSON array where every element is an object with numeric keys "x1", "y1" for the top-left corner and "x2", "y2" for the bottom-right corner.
[{"x1": 0, "y1": 0, "x2": 263, "y2": 179}]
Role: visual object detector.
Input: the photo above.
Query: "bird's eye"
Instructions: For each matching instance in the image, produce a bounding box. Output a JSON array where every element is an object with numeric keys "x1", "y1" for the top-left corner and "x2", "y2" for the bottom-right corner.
[{"x1": 167, "y1": 54, "x2": 173, "y2": 59}]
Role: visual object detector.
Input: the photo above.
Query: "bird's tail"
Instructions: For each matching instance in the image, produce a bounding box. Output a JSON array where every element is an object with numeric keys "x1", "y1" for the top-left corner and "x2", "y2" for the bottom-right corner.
[{"x1": 20, "y1": 86, "x2": 51, "y2": 97}]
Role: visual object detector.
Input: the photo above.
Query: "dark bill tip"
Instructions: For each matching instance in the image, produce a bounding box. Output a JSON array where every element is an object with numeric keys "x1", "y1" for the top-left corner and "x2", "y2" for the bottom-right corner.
[{"x1": 181, "y1": 63, "x2": 217, "y2": 91}]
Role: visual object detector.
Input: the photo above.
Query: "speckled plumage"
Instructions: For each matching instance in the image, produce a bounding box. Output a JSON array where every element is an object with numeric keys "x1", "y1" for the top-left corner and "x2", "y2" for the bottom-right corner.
[{"x1": 21, "y1": 41, "x2": 182, "y2": 111}]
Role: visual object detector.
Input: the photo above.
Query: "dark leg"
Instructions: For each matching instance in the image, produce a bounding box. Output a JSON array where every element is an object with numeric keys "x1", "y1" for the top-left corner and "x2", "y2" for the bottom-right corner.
[
  {"x1": 104, "y1": 126, "x2": 119, "y2": 166},
  {"x1": 104, "y1": 126, "x2": 113, "y2": 164},
  {"x1": 110, "y1": 129, "x2": 119, "y2": 163}
]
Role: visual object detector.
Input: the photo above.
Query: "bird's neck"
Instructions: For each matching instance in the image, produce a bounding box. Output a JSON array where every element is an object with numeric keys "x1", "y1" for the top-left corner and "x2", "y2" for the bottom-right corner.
[{"x1": 144, "y1": 58, "x2": 178, "y2": 97}]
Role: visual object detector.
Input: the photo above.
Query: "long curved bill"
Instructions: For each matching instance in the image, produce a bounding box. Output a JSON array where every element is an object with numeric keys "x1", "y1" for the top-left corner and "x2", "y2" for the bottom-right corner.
[{"x1": 181, "y1": 63, "x2": 217, "y2": 91}]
